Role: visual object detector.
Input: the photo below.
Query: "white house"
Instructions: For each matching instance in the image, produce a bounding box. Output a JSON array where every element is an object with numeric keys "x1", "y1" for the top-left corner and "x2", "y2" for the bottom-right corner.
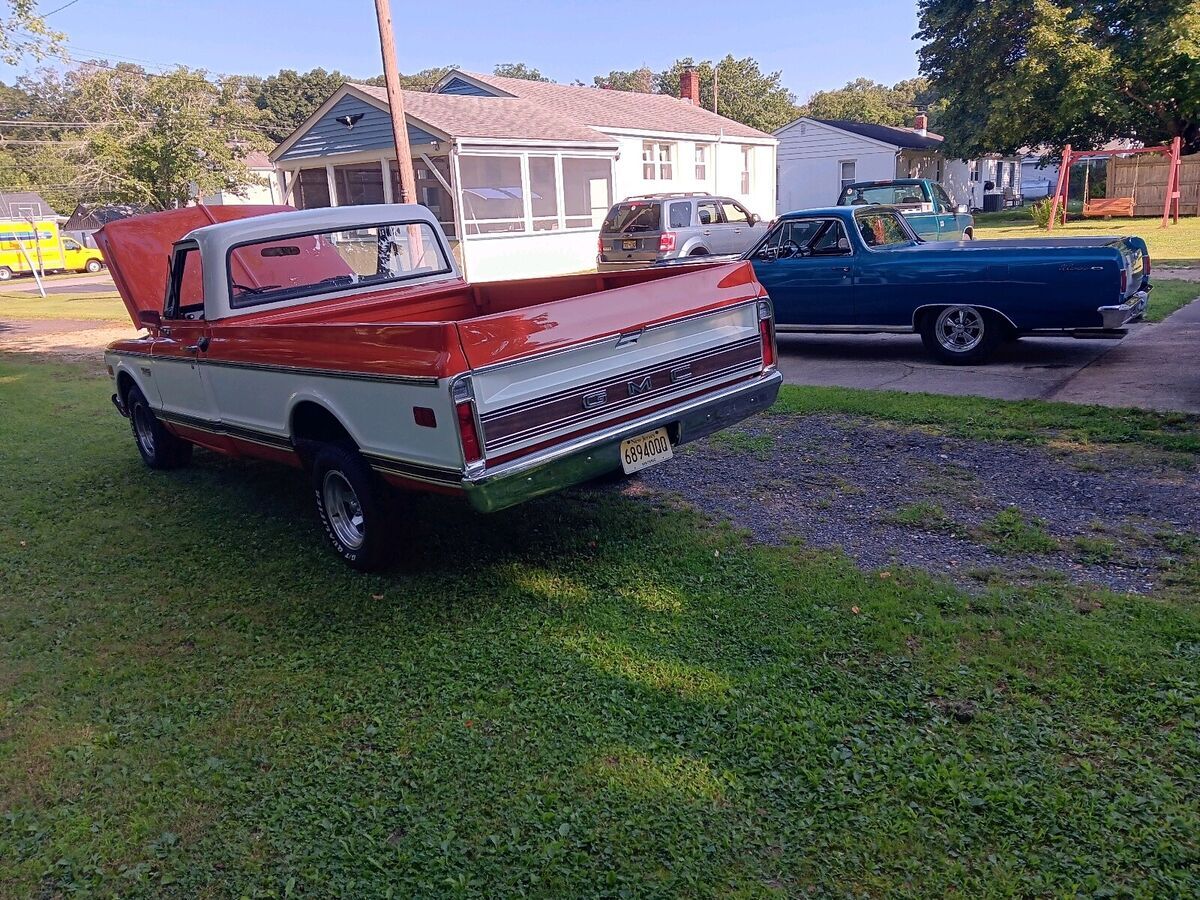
[
  {"x1": 202, "y1": 150, "x2": 284, "y2": 206},
  {"x1": 269, "y1": 69, "x2": 777, "y2": 281},
  {"x1": 774, "y1": 115, "x2": 1022, "y2": 213}
]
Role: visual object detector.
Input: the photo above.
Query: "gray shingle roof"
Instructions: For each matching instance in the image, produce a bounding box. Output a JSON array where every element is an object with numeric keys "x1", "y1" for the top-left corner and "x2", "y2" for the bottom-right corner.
[{"x1": 809, "y1": 119, "x2": 943, "y2": 151}]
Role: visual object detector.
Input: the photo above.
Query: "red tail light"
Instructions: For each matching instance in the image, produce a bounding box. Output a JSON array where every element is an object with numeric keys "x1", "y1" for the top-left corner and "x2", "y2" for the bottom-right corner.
[
  {"x1": 456, "y1": 399, "x2": 482, "y2": 464},
  {"x1": 659, "y1": 232, "x2": 677, "y2": 252},
  {"x1": 1120, "y1": 269, "x2": 1128, "y2": 295},
  {"x1": 757, "y1": 299, "x2": 776, "y2": 369},
  {"x1": 1143, "y1": 253, "x2": 1151, "y2": 278},
  {"x1": 597, "y1": 236, "x2": 604, "y2": 254}
]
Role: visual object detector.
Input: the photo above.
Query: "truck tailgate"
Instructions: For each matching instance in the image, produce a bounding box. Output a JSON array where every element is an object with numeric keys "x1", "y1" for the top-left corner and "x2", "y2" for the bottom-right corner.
[{"x1": 456, "y1": 262, "x2": 768, "y2": 460}]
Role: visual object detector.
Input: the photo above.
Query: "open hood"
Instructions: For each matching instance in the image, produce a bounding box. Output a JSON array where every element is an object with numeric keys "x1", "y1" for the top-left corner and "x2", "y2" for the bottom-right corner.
[{"x1": 96, "y1": 204, "x2": 295, "y2": 326}]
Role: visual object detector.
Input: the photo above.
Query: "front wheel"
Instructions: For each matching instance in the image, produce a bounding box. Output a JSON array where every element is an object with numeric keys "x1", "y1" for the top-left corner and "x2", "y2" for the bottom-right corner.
[
  {"x1": 920, "y1": 305, "x2": 1002, "y2": 365},
  {"x1": 962, "y1": 229, "x2": 974, "y2": 240},
  {"x1": 85, "y1": 259, "x2": 103, "y2": 273},
  {"x1": 126, "y1": 384, "x2": 193, "y2": 469},
  {"x1": 311, "y1": 444, "x2": 390, "y2": 571},
  {"x1": 0, "y1": 267, "x2": 12, "y2": 281}
]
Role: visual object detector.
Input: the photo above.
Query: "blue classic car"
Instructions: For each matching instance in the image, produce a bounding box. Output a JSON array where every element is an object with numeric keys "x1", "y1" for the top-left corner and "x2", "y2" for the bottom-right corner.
[
  {"x1": 749, "y1": 206, "x2": 1150, "y2": 364},
  {"x1": 837, "y1": 178, "x2": 974, "y2": 240}
]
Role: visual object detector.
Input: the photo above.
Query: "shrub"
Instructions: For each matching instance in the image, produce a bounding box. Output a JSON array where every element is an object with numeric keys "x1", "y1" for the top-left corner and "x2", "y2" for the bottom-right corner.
[{"x1": 1029, "y1": 198, "x2": 1055, "y2": 229}]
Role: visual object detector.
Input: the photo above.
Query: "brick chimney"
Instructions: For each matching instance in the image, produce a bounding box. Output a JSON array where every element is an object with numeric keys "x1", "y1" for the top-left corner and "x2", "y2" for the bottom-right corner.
[
  {"x1": 913, "y1": 113, "x2": 929, "y2": 136},
  {"x1": 679, "y1": 68, "x2": 700, "y2": 105}
]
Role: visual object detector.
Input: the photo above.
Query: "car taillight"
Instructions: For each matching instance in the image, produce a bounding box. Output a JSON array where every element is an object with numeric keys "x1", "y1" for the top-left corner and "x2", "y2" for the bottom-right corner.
[
  {"x1": 452, "y1": 379, "x2": 483, "y2": 465},
  {"x1": 1120, "y1": 269, "x2": 1128, "y2": 295},
  {"x1": 597, "y1": 236, "x2": 604, "y2": 254},
  {"x1": 659, "y1": 232, "x2": 677, "y2": 252},
  {"x1": 757, "y1": 299, "x2": 776, "y2": 369},
  {"x1": 1143, "y1": 253, "x2": 1151, "y2": 278}
]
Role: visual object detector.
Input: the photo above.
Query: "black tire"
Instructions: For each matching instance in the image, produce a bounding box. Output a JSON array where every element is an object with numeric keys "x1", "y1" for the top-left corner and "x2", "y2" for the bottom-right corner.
[
  {"x1": 963, "y1": 229, "x2": 974, "y2": 240},
  {"x1": 85, "y1": 259, "x2": 103, "y2": 273},
  {"x1": 126, "y1": 384, "x2": 193, "y2": 469},
  {"x1": 0, "y1": 267, "x2": 12, "y2": 281},
  {"x1": 919, "y1": 305, "x2": 1003, "y2": 365},
  {"x1": 311, "y1": 443, "x2": 390, "y2": 571}
]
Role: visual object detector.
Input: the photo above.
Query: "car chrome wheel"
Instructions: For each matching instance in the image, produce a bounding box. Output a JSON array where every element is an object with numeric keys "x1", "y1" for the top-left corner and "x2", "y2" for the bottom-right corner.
[
  {"x1": 322, "y1": 470, "x2": 365, "y2": 550},
  {"x1": 935, "y1": 306, "x2": 985, "y2": 353},
  {"x1": 133, "y1": 404, "x2": 156, "y2": 456}
]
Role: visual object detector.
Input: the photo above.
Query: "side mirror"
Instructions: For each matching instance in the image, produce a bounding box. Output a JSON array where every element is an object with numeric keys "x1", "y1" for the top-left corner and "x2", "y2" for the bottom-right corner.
[
  {"x1": 138, "y1": 310, "x2": 162, "y2": 330},
  {"x1": 750, "y1": 213, "x2": 761, "y2": 224}
]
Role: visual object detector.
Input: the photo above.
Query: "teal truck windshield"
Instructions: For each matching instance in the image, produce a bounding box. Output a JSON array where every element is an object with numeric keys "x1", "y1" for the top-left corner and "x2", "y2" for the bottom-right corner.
[{"x1": 839, "y1": 184, "x2": 931, "y2": 208}]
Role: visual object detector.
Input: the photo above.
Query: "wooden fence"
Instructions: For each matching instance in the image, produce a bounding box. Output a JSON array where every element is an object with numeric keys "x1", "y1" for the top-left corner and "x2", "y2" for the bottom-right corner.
[{"x1": 1108, "y1": 154, "x2": 1200, "y2": 217}]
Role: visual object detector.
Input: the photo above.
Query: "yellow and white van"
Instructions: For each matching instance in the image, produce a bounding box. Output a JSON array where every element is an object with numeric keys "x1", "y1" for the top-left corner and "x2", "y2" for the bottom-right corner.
[{"x1": 0, "y1": 220, "x2": 105, "y2": 281}]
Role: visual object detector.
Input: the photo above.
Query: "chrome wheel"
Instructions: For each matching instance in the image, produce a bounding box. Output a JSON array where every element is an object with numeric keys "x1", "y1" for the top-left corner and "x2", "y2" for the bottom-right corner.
[
  {"x1": 935, "y1": 306, "x2": 985, "y2": 353},
  {"x1": 133, "y1": 404, "x2": 156, "y2": 456},
  {"x1": 322, "y1": 470, "x2": 365, "y2": 550}
]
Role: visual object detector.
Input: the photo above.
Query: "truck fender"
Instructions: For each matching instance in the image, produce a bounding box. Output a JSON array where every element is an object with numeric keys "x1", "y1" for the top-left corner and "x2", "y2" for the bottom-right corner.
[
  {"x1": 678, "y1": 238, "x2": 711, "y2": 257},
  {"x1": 285, "y1": 391, "x2": 363, "y2": 454},
  {"x1": 111, "y1": 357, "x2": 157, "y2": 411}
]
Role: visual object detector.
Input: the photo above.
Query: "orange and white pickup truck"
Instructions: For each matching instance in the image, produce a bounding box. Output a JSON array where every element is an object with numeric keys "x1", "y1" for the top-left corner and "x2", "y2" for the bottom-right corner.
[{"x1": 99, "y1": 204, "x2": 781, "y2": 568}]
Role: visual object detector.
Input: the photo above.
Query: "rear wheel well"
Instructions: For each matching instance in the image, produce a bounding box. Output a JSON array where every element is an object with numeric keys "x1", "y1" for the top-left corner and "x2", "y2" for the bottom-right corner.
[
  {"x1": 914, "y1": 305, "x2": 1015, "y2": 336},
  {"x1": 290, "y1": 402, "x2": 356, "y2": 461}
]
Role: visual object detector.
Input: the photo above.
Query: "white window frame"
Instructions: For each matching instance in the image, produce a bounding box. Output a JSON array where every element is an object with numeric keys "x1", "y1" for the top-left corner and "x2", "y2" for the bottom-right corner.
[
  {"x1": 458, "y1": 150, "x2": 615, "y2": 238},
  {"x1": 642, "y1": 140, "x2": 675, "y2": 181},
  {"x1": 839, "y1": 159, "x2": 856, "y2": 190},
  {"x1": 741, "y1": 146, "x2": 754, "y2": 194},
  {"x1": 694, "y1": 143, "x2": 709, "y2": 181}
]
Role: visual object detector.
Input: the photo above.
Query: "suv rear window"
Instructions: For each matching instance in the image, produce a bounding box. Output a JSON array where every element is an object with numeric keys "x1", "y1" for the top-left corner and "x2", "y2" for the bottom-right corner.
[{"x1": 602, "y1": 202, "x2": 661, "y2": 234}]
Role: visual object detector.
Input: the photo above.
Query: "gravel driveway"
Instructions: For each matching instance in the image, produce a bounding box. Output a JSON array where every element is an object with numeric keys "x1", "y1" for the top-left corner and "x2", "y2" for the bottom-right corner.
[{"x1": 633, "y1": 414, "x2": 1199, "y2": 594}]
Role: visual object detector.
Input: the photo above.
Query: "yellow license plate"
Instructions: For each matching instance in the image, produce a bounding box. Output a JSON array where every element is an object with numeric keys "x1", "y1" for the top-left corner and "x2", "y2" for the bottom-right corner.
[
  {"x1": 622, "y1": 239, "x2": 638, "y2": 250},
  {"x1": 620, "y1": 427, "x2": 673, "y2": 474}
]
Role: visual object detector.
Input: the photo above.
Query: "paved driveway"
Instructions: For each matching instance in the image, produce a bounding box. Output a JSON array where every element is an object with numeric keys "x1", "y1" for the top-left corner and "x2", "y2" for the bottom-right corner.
[{"x1": 776, "y1": 298, "x2": 1200, "y2": 413}]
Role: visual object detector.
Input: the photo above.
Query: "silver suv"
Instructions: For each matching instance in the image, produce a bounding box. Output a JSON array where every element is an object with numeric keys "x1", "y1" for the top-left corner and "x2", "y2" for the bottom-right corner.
[{"x1": 597, "y1": 193, "x2": 767, "y2": 271}]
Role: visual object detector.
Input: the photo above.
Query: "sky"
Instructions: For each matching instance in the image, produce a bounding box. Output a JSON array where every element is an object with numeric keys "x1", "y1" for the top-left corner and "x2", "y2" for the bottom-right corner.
[{"x1": 3, "y1": 0, "x2": 923, "y2": 101}]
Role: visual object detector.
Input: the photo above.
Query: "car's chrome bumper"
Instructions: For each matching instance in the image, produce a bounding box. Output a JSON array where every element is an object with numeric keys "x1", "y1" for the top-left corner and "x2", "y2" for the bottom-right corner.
[
  {"x1": 461, "y1": 369, "x2": 783, "y2": 513},
  {"x1": 1098, "y1": 290, "x2": 1148, "y2": 329}
]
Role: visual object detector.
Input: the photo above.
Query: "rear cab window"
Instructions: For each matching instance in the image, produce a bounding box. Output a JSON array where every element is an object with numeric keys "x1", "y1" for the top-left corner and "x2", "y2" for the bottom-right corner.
[
  {"x1": 602, "y1": 202, "x2": 661, "y2": 234},
  {"x1": 855, "y1": 211, "x2": 915, "y2": 249},
  {"x1": 839, "y1": 183, "x2": 931, "y2": 209}
]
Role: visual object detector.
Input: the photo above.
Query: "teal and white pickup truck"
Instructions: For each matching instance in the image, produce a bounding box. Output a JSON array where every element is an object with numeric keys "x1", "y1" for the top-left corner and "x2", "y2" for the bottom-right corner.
[{"x1": 837, "y1": 178, "x2": 974, "y2": 241}]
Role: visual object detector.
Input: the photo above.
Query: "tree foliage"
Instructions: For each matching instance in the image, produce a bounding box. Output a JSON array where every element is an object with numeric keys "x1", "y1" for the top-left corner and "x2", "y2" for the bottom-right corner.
[
  {"x1": 802, "y1": 77, "x2": 944, "y2": 128},
  {"x1": 492, "y1": 63, "x2": 551, "y2": 82},
  {"x1": 918, "y1": 0, "x2": 1200, "y2": 155},
  {"x1": 594, "y1": 56, "x2": 800, "y2": 133},
  {"x1": 249, "y1": 67, "x2": 353, "y2": 144},
  {"x1": 0, "y1": 0, "x2": 64, "y2": 65},
  {"x1": 4, "y1": 63, "x2": 266, "y2": 210}
]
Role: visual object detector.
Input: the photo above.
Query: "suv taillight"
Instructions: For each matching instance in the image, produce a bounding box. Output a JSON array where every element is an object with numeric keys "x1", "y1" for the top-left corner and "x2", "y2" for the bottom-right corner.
[
  {"x1": 659, "y1": 232, "x2": 677, "y2": 252},
  {"x1": 597, "y1": 236, "x2": 604, "y2": 254}
]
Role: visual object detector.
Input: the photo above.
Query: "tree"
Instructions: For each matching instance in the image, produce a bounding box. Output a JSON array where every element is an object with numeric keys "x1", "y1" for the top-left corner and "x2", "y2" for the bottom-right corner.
[
  {"x1": 594, "y1": 56, "x2": 800, "y2": 133},
  {"x1": 593, "y1": 67, "x2": 653, "y2": 93},
  {"x1": 492, "y1": 63, "x2": 551, "y2": 82},
  {"x1": 0, "y1": 0, "x2": 64, "y2": 65},
  {"x1": 917, "y1": 0, "x2": 1200, "y2": 156},
  {"x1": 800, "y1": 76, "x2": 946, "y2": 130},
  {"x1": 251, "y1": 67, "x2": 353, "y2": 144}
]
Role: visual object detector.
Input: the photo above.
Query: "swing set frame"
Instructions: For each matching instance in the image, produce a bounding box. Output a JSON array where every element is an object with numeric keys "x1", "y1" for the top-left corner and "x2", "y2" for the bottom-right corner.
[{"x1": 1047, "y1": 136, "x2": 1182, "y2": 230}]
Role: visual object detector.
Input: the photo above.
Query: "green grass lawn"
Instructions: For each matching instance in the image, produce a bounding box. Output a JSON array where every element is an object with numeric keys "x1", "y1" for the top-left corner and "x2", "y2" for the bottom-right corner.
[
  {"x1": 0, "y1": 291, "x2": 127, "y2": 321},
  {"x1": 1146, "y1": 279, "x2": 1200, "y2": 322},
  {"x1": 2, "y1": 355, "x2": 1198, "y2": 897},
  {"x1": 973, "y1": 210, "x2": 1200, "y2": 265}
]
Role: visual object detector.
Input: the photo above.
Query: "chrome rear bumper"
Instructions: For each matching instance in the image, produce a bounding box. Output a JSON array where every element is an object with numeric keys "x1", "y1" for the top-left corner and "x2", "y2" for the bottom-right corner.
[
  {"x1": 462, "y1": 369, "x2": 783, "y2": 513},
  {"x1": 1098, "y1": 290, "x2": 1148, "y2": 329}
]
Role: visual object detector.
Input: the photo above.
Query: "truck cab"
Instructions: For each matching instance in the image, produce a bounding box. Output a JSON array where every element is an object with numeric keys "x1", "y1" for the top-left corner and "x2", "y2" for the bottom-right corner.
[{"x1": 837, "y1": 179, "x2": 974, "y2": 241}]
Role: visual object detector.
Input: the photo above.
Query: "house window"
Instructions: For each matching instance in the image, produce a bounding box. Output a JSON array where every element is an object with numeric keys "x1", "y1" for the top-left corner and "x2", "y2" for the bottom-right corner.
[
  {"x1": 695, "y1": 144, "x2": 709, "y2": 180},
  {"x1": 332, "y1": 163, "x2": 385, "y2": 206},
  {"x1": 642, "y1": 141, "x2": 674, "y2": 180},
  {"x1": 391, "y1": 158, "x2": 455, "y2": 239},
  {"x1": 459, "y1": 155, "x2": 525, "y2": 235},
  {"x1": 562, "y1": 157, "x2": 612, "y2": 228},
  {"x1": 740, "y1": 146, "x2": 753, "y2": 194},
  {"x1": 839, "y1": 160, "x2": 856, "y2": 190},
  {"x1": 294, "y1": 167, "x2": 331, "y2": 209},
  {"x1": 969, "y1": 160, "x2": 979, "y2": 182},
  {"x1": 529, "y1": 156, "x2": 559, "y2": 232}
]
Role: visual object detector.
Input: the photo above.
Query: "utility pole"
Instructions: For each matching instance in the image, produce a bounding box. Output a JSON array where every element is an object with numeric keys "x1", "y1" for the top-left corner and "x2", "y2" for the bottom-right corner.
[
  {"x1": 375, "y1": 0, "x2": 416, "y2": 204},
  {"x1": 712, "y1": 62, "x2": 719, "y2": 115}
]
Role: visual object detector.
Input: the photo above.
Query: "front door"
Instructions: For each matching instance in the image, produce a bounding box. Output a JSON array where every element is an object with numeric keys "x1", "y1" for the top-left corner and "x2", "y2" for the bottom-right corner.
[
  {"x1": 150, "y1": 243, "x2": 223, "y2": 442},
  {"x1": 751, "y1": 217, "x2": 855, "y2": 326}
]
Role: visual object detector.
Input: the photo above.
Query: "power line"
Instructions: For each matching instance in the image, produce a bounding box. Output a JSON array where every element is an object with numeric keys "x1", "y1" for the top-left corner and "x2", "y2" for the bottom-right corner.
[{"x1": 43, "y1": 0, "x2": 85, "y2": 16}]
